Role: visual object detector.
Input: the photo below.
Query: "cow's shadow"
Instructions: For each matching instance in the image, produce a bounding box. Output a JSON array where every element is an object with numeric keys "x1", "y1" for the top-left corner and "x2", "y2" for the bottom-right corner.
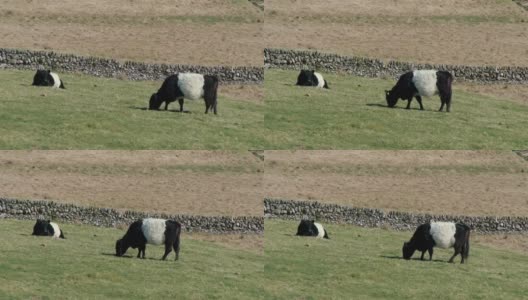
[
  {"x1": 380, "y1": 255, "x2": 447, "y2": 263},
  {"x1": 102, "y1": 252, "x2": 177, "y2": 261},
  {"x1": 366, "y1": 103, "x2": 423, "y2": 111},
  {"x1": 128, "y1": 106, "x2": 191, "y2": 113}
]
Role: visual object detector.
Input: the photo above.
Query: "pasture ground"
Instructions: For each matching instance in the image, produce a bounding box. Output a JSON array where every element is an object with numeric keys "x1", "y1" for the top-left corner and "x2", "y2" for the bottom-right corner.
[
  {"x1": 263, "y1": 219, "x2": 528, "y2": 299},
  {"x1": 264, "y1": 69, "x2": 528, "y2": 150},
  {"x1": 0, "y1": 150, "x2": 263, "y2": 216},
  {"x1": 0, "y1": 219, "x2": 264, "y2": 299},
  {"x1": 265, "y1": 0, "x2": 528, "y2": 66},
  {"x1": 264, "y1": 150, "x2": 528, "y2": 217},
  {"x1": 0, "y1": 70, "x2": 265, "y2": 150},
  {"x1": 0, "y1": 0, "x2": 263, "y2": 66}
]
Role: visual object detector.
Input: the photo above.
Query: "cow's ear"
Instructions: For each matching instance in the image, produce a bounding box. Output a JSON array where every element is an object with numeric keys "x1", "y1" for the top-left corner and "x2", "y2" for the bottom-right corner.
[
  {"x1": 311, "y1": 70, "x2": 315, "y2": 73},
  {"x1": 311, "y1": 220, "x2": 315, "y2": 224},
  {"x1": 47, "y1": 70, "x2": 51, "y2": 73}
]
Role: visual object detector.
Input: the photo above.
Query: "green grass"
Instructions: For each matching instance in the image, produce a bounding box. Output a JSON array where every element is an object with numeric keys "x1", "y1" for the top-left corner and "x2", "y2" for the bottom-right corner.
[
  {"x1": 263, "y1": 220, "x2": 528, "y2": 299},
  {"x1": 264, "y1": 69, "x2": 528, "y2": 149},
  {"x1": 0, "y1": 70, "x2": 264, "y2": 149},
  {"x1": 0, "y1": 219, "x2": 264, "y2": 299}
]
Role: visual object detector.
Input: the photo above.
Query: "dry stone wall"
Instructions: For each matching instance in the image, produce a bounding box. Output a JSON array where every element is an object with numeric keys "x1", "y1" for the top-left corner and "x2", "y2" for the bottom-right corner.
[
  {"x1": 0, "y1": 198, "x2": 263, "y2": 234},
  {"x1": 264, "y1": 198, "x2": 528, "y2": 234},
  {"x1": 0, "y1": 48, "x2": 263, "y2": 84},
  {"x1": 264, "y1": 48, "x2": 528, "y2": 84}
]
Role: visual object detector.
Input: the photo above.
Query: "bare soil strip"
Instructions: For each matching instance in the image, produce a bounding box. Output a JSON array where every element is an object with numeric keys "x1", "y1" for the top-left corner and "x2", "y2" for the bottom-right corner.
[
  {"x1": 264, "y1": 151, "x2": 528, "y2": 217},
  {"x1": 265, "y1": 0, "x2": 528, "y2": 67},
  {"x1": 0, "y1": 0, "x2": 263, "y2": 66},
  {"x1": 0, "y1": 151, "x2": 263, "y2": 217}
]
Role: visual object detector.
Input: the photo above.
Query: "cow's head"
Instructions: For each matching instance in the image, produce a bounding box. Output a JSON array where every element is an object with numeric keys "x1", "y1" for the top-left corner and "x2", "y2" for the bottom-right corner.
[
  {"x1": 385, "y1": 90, "x2": 398, "y2": 108},
  {"x1": 402, "y1": 241, "x2": 415, "y2": 260},
  {"x1": 115, "y1": 239, "x2": 129, "y2": 257},
  {"x1": 296, "y1": 70, "x2": 316, "y2": 86},
  {"x1": 148, "y1": 93, "x2": 162, "y2": 110},
  {"x1": 32, "y1": 70, "x2": 52, "y2": 86}
]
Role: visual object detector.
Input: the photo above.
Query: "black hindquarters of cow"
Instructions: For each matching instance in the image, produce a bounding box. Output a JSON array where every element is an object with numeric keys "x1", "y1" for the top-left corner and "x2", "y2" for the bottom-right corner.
[
  {"x1": 203, "y1": 75, "x2": 219, "y2": 115},
  {"x1": 436, "y1": 71, "x2": 454, "y2": 112}
]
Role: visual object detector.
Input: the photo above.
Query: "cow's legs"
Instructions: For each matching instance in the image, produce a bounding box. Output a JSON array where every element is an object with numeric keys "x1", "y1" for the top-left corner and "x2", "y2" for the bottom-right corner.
[
  {"x1": 428, "y1": 248, "x2": 433, "y2": 261},
  {"x1": 448, "y1": 249, "x2": 460, "y2": 263},
  {"x1": 406, "y1": 97, "x2": 413, "y2": 109},
  {"x1": 179, "y1": 99, "x2": 184, "y2": 112},
  {"x1": 415, "y1": 96, "x2": 424, "y2": 110},
  {"x1": 161, "y1": 243, "x2": 172, "y2": 260},
  {"x1": 164, "y1": 101, "x2": 169, "y2": 111},
  {"x1": 420, "y1": 251, "x2": 426, "y2": 260}
]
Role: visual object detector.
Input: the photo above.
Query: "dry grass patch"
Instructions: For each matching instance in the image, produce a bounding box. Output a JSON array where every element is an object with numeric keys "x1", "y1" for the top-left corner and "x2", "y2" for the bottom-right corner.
[{"x1": 264, "y1": 150, "x2": 528, "y2": 217}]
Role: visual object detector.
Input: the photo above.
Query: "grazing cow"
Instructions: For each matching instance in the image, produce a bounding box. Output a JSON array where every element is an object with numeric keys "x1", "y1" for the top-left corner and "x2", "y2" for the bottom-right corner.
[
  {"x1": 32, "y1": 70, "x2": 66, "y2": 89},
  {"x1": 115, "y1": 218, "x2": 181, "y2": 261},
  {"x1": 402, "y1": 221, "x2": 470, "y2": 264},
  {"x1": 148, "y1": 73, "x2": 219, "y2": 114},
  {"x1": 32, "y1": 219, "x2": 65, "y2": 239},
  {"x1": 385, "y1": 70, "x2": 453, "y2": 112},
  {"x1": 296, "y1": 220, "x2": 330, "y2": 239},
  {"x1": 296, "y1": 70, "x2": 329, "y2": 89}
]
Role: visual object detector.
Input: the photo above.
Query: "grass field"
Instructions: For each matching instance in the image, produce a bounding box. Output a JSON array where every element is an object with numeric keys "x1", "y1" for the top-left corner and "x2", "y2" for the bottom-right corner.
[
  {"x1": 0, "y1": 219, "x2": 264, "y2": 299},
  {"x1": 0, "y1": 151, "x2": 263, "y2": 216},
  {"x1": 265, "y1": 0, "x2": 528, "y2": 66},
  {"x1": 0, "y1": 70, "x2": 264, "y2": 150},
  {"x1": 264, "y1": 150, "x2": 528, "y2": 217},
  {"x1": 264, "y1": 69, "x2": 528, "y2": 150},
  {"x1": 0, "y1": 0, "x2": 263, "y2": 66},
  {"x1": 263, "y1": 220, "x2": 528, "y2": 299}
]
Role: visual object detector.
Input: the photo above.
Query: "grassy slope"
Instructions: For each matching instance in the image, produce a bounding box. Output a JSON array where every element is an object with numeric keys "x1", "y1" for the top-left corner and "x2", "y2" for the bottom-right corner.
[
  {"x1": 0, "y1": 70, "x2": 264, "y2": 149},
  {"x1": 263, "y1": 220, "x2": 528, "y2": 299},
  {"x1": 0, "y1": 219, "x2": 264, "y2": 299},
  {"x1": 264, "y1": 69, "x2": 528, "y2": 149}
]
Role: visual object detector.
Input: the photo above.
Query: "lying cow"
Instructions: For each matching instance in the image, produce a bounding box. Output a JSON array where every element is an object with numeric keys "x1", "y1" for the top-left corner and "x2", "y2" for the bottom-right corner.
[
  {"x1": 32, "y1": 70, "x2": 66, "y2": 89},
  {"x1": 32, "y1": 219, "x2": 65, "y2": 239},
  {"x1": 296, "y1": 70, "x2": 329, "y2": 89},
  {"x1": 296, "y1": 220, "x2": 330, "y2": 239}
]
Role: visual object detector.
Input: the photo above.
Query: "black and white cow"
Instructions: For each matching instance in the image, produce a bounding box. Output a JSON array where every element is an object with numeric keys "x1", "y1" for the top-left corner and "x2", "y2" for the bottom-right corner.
[
  {"x1": 148, "y1": 73, "x2": 219, "y2": 114},
  {"x1": 385, "y1": 70, "x2": 453, "y2": 112},
  {"x1": 32, "y1": 219, "x2": 65, "y2": 239},
  {"x1": 32, "y1": 70, "x2": 66, "y2": 89},
  {"x1": 296, "y1": 70, "x2": 329, "y2": 89},
  {"x1": 296, "y1": 220, "x2": 330, "y2": 239},
  {"x1": 402, "y1": 221, "x2": 470, "y2": 264},
  {"x1": 115, "y1": 218, "x2": 181, "y2": 261}
]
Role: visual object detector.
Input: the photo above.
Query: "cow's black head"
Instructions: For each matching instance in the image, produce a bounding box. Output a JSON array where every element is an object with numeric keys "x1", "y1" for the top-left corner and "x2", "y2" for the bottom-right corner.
[
  {"x1": 385, "y1": 90, "x2": 398, "y2": 108},
  {"x1": 32, "y1": 70, "x2": 52, "y2": 86},
  {"x1": 296, "y1": 220, "x2": 317, "y2": 236},
  {"x1": 296, "y1": 70, "x2": 316, "y2": 86},
  {"x1": 402, "y1": 242, "x2": 415, "y2": 260},
  {"x1": 148, "y1": 93, "x2": 162, "y2": 110},
  {"x1": 32, "y1": 219, "x2": 51, "y2": 236},
  {"x1": 115, "y1": 239, "x2": 128, "y2": 257}
]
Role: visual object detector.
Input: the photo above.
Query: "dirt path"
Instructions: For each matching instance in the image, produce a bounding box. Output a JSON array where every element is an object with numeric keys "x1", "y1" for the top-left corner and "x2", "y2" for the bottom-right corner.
[
  {"x1": 0, "y1": 151, "x2": 263, "y2": 216},
  {"x1": 264, "y1": 151, "x2": 528, "y2": 217}
]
